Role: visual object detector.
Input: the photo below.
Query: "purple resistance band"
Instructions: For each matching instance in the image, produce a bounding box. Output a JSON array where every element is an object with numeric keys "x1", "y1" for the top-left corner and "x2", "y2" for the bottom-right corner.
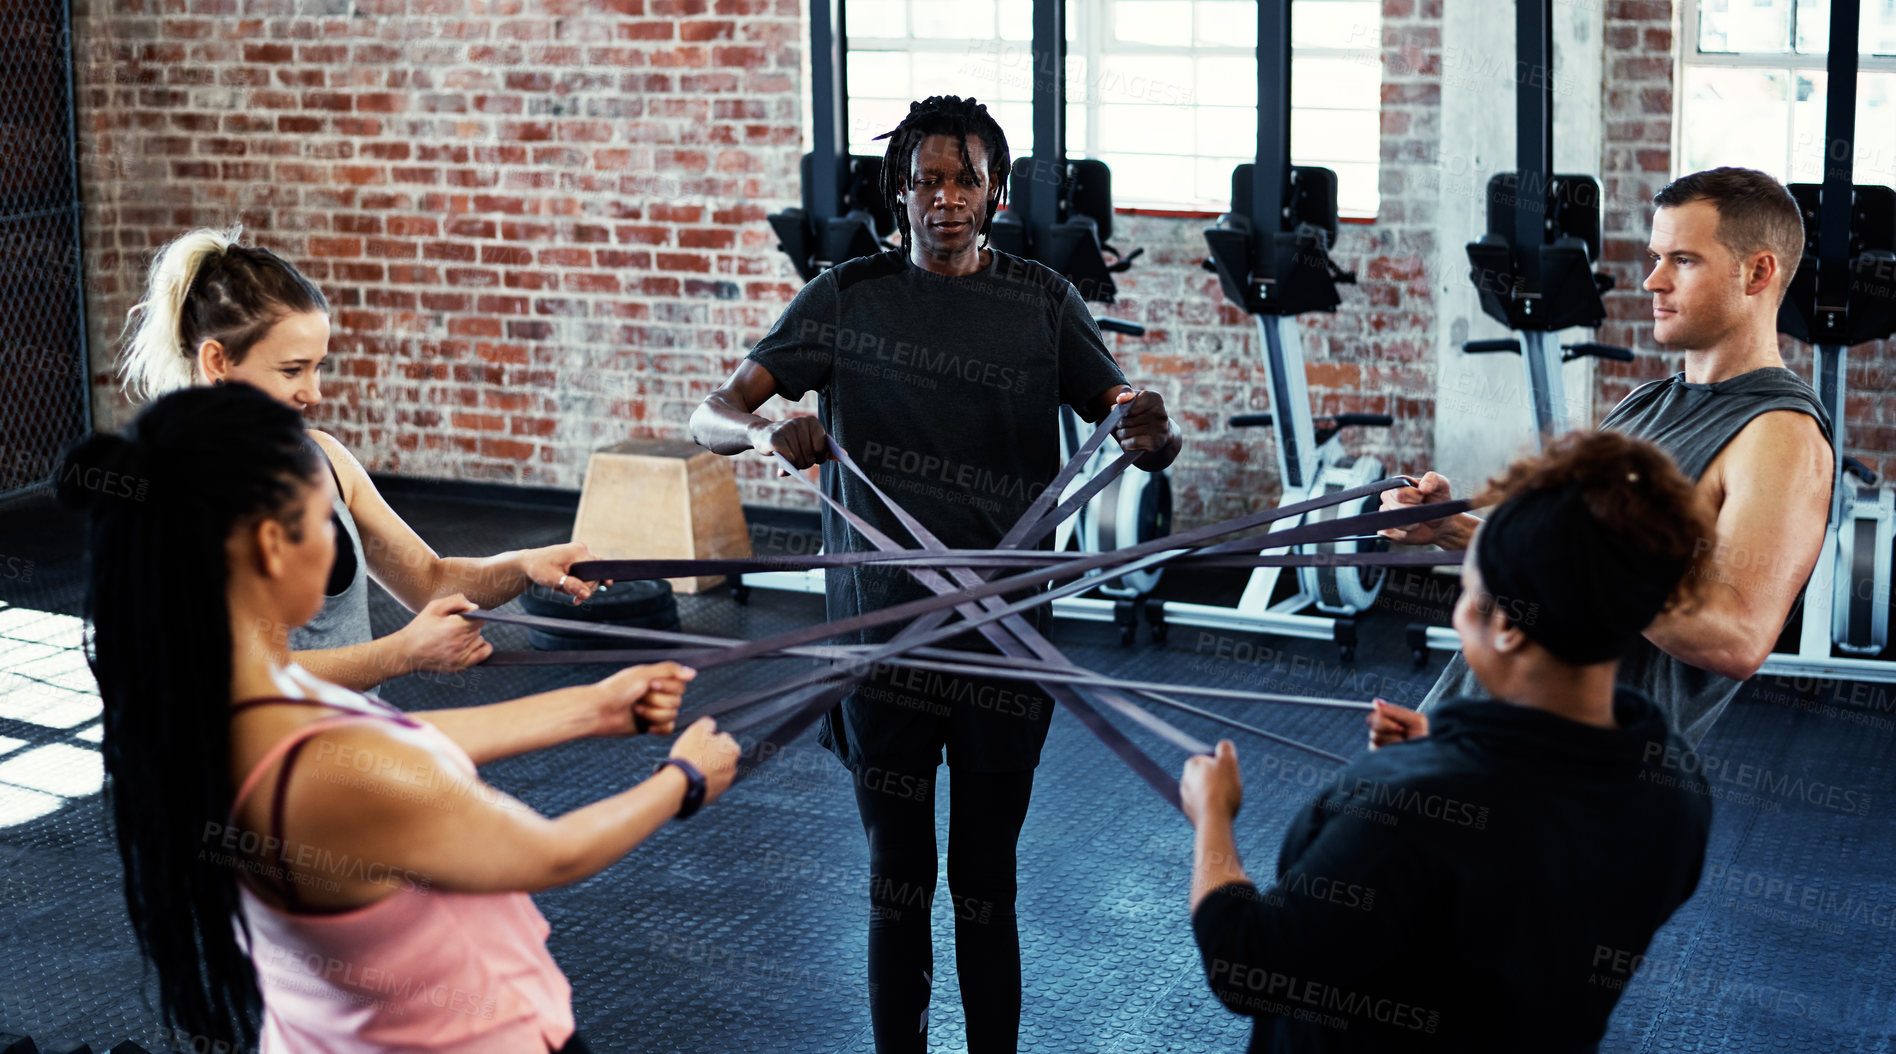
[{"x1": 470, "y1": 408, "x2": 1469, "y2": 804}]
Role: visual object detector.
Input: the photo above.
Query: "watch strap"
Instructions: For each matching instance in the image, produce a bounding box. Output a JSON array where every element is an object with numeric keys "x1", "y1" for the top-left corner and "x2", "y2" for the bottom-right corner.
[{"x1": 654, "y1": 758, "x2": 706, "y2": 819}]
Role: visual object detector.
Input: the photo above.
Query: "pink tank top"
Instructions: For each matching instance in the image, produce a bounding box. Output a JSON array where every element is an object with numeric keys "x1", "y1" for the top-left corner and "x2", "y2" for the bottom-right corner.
[{"x1": 228, "y1": 669, "x2": 576, "y2": 1053}]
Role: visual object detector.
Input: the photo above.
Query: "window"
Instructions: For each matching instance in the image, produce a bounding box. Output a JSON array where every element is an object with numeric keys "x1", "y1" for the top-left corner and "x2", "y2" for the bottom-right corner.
[
  {"x1": 839, "y1": 0, "x2": 1383, "y2": 216},
  {"x1": 1679, "y1": 0, "x2": 1896, "y2": 186}
]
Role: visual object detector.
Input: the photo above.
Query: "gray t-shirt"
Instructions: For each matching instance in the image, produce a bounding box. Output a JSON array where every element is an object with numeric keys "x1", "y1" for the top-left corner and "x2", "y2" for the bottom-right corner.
[
  {"x1": 747, "y1": 248, "x2": 1128, "y2": 770},
  {"x1": 1420, "y1": 367, "x2": 1832, "y2": 747}
]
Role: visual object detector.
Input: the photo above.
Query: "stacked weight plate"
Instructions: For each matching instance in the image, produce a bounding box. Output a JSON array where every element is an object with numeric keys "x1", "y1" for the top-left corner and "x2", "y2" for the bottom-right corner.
[{"x1": 518, "y1": 580, "x2": 680, "y2": 652}]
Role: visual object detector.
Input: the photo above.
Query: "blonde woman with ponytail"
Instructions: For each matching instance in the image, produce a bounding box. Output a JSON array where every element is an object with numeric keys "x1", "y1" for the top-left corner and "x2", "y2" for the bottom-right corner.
[{"x1": 120, "y1": 226, "x2": 604, "y2": 692}]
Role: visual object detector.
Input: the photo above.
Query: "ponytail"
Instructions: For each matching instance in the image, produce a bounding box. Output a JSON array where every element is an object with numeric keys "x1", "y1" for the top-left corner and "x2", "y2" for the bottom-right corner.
[
  {"x1": 117, "y1": 226, "x2": 329, "y2": 404},
  {"x1": 120, "y1": 227, "x2": 238, "y2": 401}
]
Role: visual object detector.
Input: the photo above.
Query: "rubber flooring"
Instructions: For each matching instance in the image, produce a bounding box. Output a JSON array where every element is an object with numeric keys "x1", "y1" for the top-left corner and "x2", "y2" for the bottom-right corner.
[{"x1": 0, "y1": 488, "x2": 1892, "y2": 1051}]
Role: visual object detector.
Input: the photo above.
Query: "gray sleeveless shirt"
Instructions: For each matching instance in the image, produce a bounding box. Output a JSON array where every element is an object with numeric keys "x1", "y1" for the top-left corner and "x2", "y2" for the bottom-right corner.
[
  {"x1": 289, "y1": 446, "x2": 375, "y2": 655},
  {"x1": 1418, "y1": 367, "x2": 1833, "y2": 747}
]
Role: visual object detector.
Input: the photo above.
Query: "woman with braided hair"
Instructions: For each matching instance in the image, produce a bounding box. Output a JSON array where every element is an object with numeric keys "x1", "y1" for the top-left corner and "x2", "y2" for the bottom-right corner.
[
  {"x1": 117, "y1": 226, "x2": 607, "y2": 694},
  {"x1": 693, "y1": 95, "x2": 1182, "y2": 1052},
  {"x1": 60, "y1": 382, "x2": 739, "y2": 1052}
]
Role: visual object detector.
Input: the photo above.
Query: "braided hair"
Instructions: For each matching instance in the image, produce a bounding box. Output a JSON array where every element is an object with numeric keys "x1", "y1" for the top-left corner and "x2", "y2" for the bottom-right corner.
[{"x1": 874, "y1": 95, "x2": 1012, "y2": 254}]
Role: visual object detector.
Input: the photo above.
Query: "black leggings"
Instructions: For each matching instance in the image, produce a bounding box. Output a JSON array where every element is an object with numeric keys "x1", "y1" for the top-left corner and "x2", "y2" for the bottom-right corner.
[
  {"x1": 853, "y1": 766, "x2": 1036, "y2": 1054},
  {"x1": 552, "y1": 1031, "x2": 591, "y2": 1053}
]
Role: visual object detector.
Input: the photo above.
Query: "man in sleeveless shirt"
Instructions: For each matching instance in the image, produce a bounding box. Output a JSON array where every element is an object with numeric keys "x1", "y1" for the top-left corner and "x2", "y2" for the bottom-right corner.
[{"x1": 1377, "y1": 168, "x2": 1834, "y2": 748}]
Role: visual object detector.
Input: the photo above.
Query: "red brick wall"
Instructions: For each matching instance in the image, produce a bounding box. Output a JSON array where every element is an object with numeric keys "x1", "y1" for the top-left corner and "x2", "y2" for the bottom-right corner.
[
  {"x1": 69, "y1": 0, "x2": 1891, "y2": 521},
  {"x1": 75, "y1": 0, "x2": 809, "y2": 494},
  {"x1": 66, "y1": 0, "x2": 1633, "y2": 529}
]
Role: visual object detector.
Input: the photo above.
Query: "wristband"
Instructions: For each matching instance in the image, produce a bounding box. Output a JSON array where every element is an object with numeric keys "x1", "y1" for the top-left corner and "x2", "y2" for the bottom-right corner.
[{"x1": 654, "y1": 758, "x2": 706, "y2": 819}]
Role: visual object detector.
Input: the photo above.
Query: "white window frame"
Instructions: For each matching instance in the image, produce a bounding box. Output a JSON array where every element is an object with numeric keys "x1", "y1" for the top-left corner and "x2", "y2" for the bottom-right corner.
[
  {"x1": 1675, "y1": 0, "x2": 1896, "y2": 182},
  {"x1": 843, "y1": 0, "x2": 1382, "y2": 217}
]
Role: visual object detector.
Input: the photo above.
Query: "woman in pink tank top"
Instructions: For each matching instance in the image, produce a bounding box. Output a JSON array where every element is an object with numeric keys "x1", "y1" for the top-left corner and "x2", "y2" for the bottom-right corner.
[{"x1": 60, "y1": 383, "x2": 741, "y2": 1052}]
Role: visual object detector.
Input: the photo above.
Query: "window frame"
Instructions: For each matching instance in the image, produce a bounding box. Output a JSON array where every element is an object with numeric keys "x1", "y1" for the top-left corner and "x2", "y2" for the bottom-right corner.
[
  {"x1": 842, "y1": 0, "x2": 1383, "y2": 219},
  {"x1": 1674, "y1": 0, "x2": 1896, "y2": 182}
]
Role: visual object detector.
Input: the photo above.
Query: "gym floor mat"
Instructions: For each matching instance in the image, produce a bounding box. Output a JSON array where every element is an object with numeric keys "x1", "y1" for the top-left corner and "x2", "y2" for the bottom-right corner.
[{"x1": 1, "y1": 490, "x2": 1890, "y2": 1052}]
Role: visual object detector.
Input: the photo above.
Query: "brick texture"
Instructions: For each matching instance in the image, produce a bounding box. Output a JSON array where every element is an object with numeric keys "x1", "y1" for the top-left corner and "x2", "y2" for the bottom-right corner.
[
  {"x1": 77, "y1": 2, "x2": 1881, "y2": 526},
  {"x1": 74, "y1": 0, "x2": 808, "y2": 496},
  {"x1": 68, "y1": 0, "x2": 1445, "y2": 527}
]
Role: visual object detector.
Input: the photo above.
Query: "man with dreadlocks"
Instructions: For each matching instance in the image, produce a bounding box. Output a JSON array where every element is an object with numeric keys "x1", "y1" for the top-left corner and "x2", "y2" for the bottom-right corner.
[{"x1": 692, "y1": 95, "x2": 1179, "y2": 1053}]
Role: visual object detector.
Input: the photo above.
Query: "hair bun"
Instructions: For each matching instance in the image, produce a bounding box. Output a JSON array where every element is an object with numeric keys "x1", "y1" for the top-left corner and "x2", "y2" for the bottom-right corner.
[{"x1": 56, "y1": 432, "x2": 150, "y2": 512}]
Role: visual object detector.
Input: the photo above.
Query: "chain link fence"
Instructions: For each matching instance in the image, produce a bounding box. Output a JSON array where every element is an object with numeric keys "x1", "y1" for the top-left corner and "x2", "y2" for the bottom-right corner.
[{"x1": 0, "y1": 0, "x2": 89, "y2": 498}]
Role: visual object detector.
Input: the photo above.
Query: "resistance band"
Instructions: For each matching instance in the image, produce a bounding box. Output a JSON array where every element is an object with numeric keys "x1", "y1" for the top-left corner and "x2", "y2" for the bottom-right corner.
[{"x1": 472, "y1": 410, "x2": 1469, "y2": 803}]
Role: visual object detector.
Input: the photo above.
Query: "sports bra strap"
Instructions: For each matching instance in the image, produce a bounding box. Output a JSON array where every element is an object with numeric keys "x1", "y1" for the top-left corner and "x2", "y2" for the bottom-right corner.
[
  {"x1": 229, "y1": 712, "x2": 382, "y2": 818},
  {"x1": 228, "y1": 695, "x2": 421, "y2": 910}
]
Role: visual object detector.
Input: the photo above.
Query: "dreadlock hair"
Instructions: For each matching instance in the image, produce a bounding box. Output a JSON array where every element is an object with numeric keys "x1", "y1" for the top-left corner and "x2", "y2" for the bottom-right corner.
[
  {"x1": 58, "y1": 383, "x2": 325, "y2": 1050},
  {"x1": 874, "y1": 95, "x2": 1012, "y2": 255}
]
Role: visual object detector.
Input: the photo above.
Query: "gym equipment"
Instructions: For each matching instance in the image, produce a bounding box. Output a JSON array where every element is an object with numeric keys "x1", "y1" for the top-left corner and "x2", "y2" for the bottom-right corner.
[
  {"x1": 519, "y1": 580, "x2": 681, "y2": 653},
  {"x1": 980, "y1": 0, "x2": 1141, "y2": 305},
  {"x1": 1459, "y1": 0, "x2": 1634, "y2": 444},
  {"x1": 976, "y1": 0, "x2": 1164, "y2": 639},
  {"x1": 764, "y1": 1, "x2": 896, "y2": 280},
  {"x1": 572, "y1": 438, "x2": 752, "y2": 595},
  {"x1": 1759, "y1": 0, "x2": 1896, "y2": 681},
  {"x1": 1052, "y1": 390, "x2": 1174, "y2": 645},
  {"x1": 1407, "y1": 0, "x2": 1633, "y2": 664},
  {"x1": 1147, "y1": 0, "x2": 1389, "y2": 661}
]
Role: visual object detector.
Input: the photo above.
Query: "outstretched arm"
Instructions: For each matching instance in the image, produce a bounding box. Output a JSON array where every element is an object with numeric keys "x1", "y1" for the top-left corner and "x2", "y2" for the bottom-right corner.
[
  {"x1": 416, "y1": 662, "x2": 694, "y2": 765},
  {"x1": 1643, "y1": 411, "x2": 1832, "y2": 680},
  {"x1": 1181, "y1": 741, "x2": 1424, "y2": 1020},
  {"x1": 309, "y1": 430, "x2": 600, "y2": 609},
  {"x1": 274, "y1": 714, "x2": 741, "y2": 902}
]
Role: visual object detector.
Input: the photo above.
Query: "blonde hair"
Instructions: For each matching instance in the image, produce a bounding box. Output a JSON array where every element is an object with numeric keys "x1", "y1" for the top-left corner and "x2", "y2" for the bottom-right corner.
[{"x1": 117, "y1": 225, "x2": 328, "y2": 403}]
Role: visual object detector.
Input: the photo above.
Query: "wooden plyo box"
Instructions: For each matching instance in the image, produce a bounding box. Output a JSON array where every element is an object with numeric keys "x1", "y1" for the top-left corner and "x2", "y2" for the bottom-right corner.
[{"x1": 571, "y1": 438, "x2": 753, "y2": 594}]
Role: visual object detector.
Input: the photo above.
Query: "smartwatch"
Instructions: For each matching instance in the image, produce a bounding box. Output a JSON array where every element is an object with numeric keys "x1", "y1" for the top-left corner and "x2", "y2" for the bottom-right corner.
[{"x1": 654, "y1": 758, "x2": 706, "y2": 820}]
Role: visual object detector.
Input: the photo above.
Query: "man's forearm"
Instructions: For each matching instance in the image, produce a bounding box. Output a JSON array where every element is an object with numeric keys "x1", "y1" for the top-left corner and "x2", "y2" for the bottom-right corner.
[
  {"x1": 1436, "y1": 512, "x2": 1480, "y2": 551},
  {"x1": 1191, "y1": 814, "x2": 1254, "y2": 912},
  {"x1": 690, "y1": 395, "x2": 767, "y2": 455},
  {"x1": 1643, "y1": 596, "x2": 1774, "y2": 681}
]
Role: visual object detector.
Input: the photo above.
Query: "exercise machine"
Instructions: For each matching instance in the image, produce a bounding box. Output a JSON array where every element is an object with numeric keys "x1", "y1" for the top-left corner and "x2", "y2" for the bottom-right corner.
[
  {"x1": 1759, "y1": 0, "x2": 1896, "y2": 682},
  {"x1": 1458, "y1": 0, "x2": 1632, "y2": 444},
  {"x1": 981, "y1": 0, "x2": 1168, "y2": 641},
  {"x1": 764, "y1": 0, "x2": 895, "y2": 280},
  {"x1": 1406, "y1": 0, "x2": 1632, "y2": 663},
  {"x1": 1142, "y1": 0, "x2": 1390, "y2": 661}
]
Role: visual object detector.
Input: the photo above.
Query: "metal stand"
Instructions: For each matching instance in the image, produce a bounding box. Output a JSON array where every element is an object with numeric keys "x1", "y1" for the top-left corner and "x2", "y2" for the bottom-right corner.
[
  {"x1": 1752, "y1": 0, "x2": 1896, "y2": 682},
  {"x1": 1158, "y1": 315, "x2": 1388, "y2": 660},
  {"x1": 1143, "y1": 0, "x2": 1385, "y2": 661}
]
